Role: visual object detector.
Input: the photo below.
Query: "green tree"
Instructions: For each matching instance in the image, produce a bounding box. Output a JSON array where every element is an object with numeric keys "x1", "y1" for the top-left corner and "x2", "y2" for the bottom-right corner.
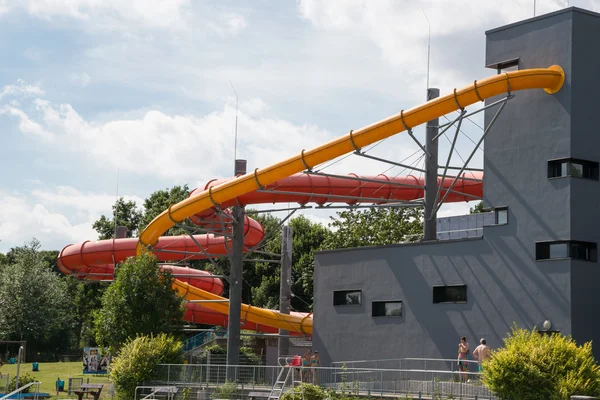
[
  {"x1": 139, "y1": 185, "x2": 191, "y2": 235},
  {"x1": 0, "y1": 239, "x2": 75, "y2": 356},
  {"x1": 94, "y1": 253, "x2": 185, "y2": 351},
  {"x1": 93, "y1": 197, "x2": 142, "y2": 239},
  {"x1": 0, "y1": 253, "x2": 7, "y2": 267},
  {"x1": 110, "y1": 334, "x2": 183, "y2": 400},
  {"x1": 323, "y1": 207, "x2": 423, "y2": 249},
  {"x1": 251, "y1": 215, "x2": 330, "y2": 311},
  {"x1": 483, "y1": 326, "x2": 600, "y2": 400},
  {"x1": 469, "y1": 201, "x2": 486, "y2": 214}
]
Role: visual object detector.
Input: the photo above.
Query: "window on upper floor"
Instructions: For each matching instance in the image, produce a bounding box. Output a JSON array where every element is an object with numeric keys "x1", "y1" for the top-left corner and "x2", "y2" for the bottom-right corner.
[
  {"x1": 433, "y1": 285, "x2": 467, "y2": 304},
  {"x1": 495, "y1": 207, "x2": 508, "y2": 225},
  {"x1": 333, "y1": 290, "x2": 362, "y2": 306},
  {"x1": 372, "y1": 300, "x2": 402, "y2": 317},
  {"x1": 548, "y1": 158, "x2": 599, "y2": 180},
  {"x1": 536, "y1": 241, "x2": 597, "y2": 262}
]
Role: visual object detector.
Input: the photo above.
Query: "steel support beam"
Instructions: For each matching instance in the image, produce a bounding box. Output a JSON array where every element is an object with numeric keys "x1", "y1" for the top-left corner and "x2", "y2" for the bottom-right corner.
[
  {"x1": 278, "y1": 225, "x2": 293, "y2": 358},
  {"x1": 226, "y1": 205, "x2": 244, "y2": 378},
  {"x1": 423, "y1": 88, "x2": 440, "y2": 240}
]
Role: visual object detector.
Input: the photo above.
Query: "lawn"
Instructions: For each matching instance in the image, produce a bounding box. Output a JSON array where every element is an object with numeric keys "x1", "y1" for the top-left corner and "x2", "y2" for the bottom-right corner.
[{"x1": 0, "y1": 361, "x2": 111, "y2": 398}]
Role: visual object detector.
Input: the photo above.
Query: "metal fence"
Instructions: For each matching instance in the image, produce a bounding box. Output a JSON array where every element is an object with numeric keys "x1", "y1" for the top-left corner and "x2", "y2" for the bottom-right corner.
[
  {"x1": 152, "y1": 363, "x2": 497, "y2": 399},
  {"x1": 332, "y1": 357, "x2": 482, "y2": 376}
]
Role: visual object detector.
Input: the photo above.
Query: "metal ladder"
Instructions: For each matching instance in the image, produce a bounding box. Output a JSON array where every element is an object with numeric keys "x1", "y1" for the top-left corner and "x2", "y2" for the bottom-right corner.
[{"x1": 269, "y1": 366, "x2": 302, "y2": 400}]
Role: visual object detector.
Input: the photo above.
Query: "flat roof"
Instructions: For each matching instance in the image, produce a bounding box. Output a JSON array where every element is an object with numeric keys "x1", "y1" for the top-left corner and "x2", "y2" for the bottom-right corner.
[
  {"x1": 486, "y1": 6, "x2": 600, "y2": 35},
  {"x1": 315, "y1": 236, "x2": 483, "y2": 256}
]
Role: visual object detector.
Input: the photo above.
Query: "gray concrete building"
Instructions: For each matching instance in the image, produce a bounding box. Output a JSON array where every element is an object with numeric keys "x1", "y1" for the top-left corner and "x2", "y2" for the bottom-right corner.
[{"x1": 313, "y1": 7, "x2": 600, "y2": 366}]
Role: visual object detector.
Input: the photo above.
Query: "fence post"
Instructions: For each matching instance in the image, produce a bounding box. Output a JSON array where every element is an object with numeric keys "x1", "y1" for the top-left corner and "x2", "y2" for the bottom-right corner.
[{"x1": 167, "y1": 365, "x2": 171, "y2": 384}]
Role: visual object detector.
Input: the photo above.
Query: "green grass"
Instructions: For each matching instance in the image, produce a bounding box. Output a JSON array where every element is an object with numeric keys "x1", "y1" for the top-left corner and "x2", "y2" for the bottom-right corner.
[{"x1": 0, "y1": 361, "x2": 110, "y2": 398}]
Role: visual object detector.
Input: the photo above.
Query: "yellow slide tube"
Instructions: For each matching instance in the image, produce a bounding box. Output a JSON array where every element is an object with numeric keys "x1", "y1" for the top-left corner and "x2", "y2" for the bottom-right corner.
[{"x1": 138, "y1": 66, "x2": 565, "y2": 334}]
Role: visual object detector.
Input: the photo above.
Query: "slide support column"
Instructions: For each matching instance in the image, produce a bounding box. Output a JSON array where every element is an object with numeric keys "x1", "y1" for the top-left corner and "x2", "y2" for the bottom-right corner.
[
  {"x1": 424, "y1": 88, "x2": 440, "y2": 241},
  {"x1": 278, "y1": 225, "x2": 293, "y2": 358}
]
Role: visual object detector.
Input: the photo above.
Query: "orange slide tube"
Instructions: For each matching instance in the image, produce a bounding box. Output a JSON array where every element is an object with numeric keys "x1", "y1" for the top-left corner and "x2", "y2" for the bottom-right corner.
[
  {"x1": 58, "y1": 172, "x2": 482, "y2": 331},
  {"x1": 132, "y1": 66, "x2": 564, "y2": 335}
]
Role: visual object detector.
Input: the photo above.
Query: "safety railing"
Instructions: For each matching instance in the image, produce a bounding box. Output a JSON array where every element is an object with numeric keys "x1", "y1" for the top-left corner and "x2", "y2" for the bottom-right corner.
[
  {"x1": 0, "y1": 381, "x2": 42, "y2": 400},
  {"x1": 153, "y1": 364, "x2": 497, "y2": 399},
  {"x1": 135, "y1": 385, "x2": 179, "y2": 400},
  {"x1": 332, "y1": 356, "x2": 481, "y2": 374}
]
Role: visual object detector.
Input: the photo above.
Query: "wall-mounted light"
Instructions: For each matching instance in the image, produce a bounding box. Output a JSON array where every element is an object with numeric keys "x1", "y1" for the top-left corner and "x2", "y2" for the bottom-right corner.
[{"x1": 543, "y1": 320, "x2": 552, "y2": 331}]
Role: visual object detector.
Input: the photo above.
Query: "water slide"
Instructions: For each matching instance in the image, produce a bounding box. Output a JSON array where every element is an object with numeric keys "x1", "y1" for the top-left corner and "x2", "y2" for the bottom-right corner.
[{"x1": 58, "y1": 66, "x2": 565, "y2": 335}]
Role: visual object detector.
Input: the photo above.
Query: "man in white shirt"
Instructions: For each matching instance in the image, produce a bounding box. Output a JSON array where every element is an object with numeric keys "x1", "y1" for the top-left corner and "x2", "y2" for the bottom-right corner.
[{"x1": 472, "y1": 338, "x2": 491, "y2": 372}]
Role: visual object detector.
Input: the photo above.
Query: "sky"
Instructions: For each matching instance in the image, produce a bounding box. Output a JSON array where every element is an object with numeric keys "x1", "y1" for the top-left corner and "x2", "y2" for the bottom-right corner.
[{"x1": 0, "y1": 0, "x2": 593, "y2": 252}]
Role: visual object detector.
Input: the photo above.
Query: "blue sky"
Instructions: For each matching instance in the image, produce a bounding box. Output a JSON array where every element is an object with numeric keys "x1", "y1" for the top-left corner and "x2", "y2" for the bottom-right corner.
[{"x1": 0, "y1": 0, "x2": 588, "y2": 252}]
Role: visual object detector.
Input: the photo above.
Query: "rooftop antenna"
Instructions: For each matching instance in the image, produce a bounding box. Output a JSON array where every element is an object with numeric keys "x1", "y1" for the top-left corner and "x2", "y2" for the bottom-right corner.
[
  {"x1": 113, "y1": 168, "x2": 119, "y2": 238},
  {"x1": 229, "y1": 81, "x2": 239, "y2": 175},
  {"x1": 421, "y1": 8, "x2": 431, "y2": 97}
]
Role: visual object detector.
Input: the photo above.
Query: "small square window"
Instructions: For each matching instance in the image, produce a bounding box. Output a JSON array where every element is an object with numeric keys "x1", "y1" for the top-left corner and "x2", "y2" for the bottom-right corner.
[
  {"x1": 495, "y1": 208, "x2": 508, "y2": 225},
  {"x1": 433, "y1": 285, "x2": 467, "y2": 304},
  {"x1": 372, "y1": 301, "x2": 402, "y2": 317},
  {"x1": 333, "y1": 290, "x2": 362, "y2": 306}
]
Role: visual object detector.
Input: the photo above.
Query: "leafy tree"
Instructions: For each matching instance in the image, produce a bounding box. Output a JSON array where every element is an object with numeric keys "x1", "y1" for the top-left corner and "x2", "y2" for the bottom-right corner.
[
  {"x1": 322, "y1": 207, "x2": 423, "y2": 249},
  {"x1": 93, "y1": 197, "x2": 142, "y2": 239},
  {"x1": 469, "y1": 201, "x2": 486, "y2": 214},
  {"x1": 0, "y1": 239, "x2": 74, "y2": 356},
  {"x1": 483, "y1": 325, "x2": 600, "y2": 400},
  {"x1": 94, "y1": 253, "x2": 185, "y2": 351},
  {"x1": 139, "y1": 185, "x2": 191, "y2": 235},
  {"x1": 0, "y1": 253, "x2": 8, "y2": 267},
  {"x1": 251, "y1": 215, "x2": 329, "y2": 311},
  {"x1": 110, "y1": 334, "x2": 183, "y2": 400}
]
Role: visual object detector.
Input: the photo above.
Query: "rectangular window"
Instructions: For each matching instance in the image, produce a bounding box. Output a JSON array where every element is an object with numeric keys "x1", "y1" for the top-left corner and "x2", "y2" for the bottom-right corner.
[
  {"x1": 548, "y1": 158, "x2": 599, "y2": 180},
  {"x1": 433, "y1": 285, "x2": 467, "y2": 304},
  {"x1": 536, "y1": 241, "x2": 597, "y2": 262},
  {"x1": 372, "y1": 301, "x2": 402, "y2": 317},
  {"x1": 333, "y1": 290, "x2": 362, "y2": 306},
  {"x1": 495, "y1": 207, "x2": 508, "y2": 225}
]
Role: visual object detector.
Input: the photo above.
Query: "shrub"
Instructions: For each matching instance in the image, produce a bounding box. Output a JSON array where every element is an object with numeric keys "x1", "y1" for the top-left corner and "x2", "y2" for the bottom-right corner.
[
  {"x1": 281, "y1": 384, "x2": 326, "y2": 400},
  {"x1": 109, "y1": 333, "x2": 183, "y2": 400},
  {"x1": 7, "y1": 373, "x2": 36, "y2": 393},
  {"x1": 483, "y1": 325, "x2": 600, "y2": 400},
  {"x1": 211, "y1": 380, "x2": 237, "y2": 399}
]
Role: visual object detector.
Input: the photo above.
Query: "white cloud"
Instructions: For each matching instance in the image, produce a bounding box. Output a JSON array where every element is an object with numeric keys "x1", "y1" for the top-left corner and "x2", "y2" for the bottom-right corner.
[
  {"x1": 18, "y1": 0, "x2": 191, "y2": 30},
  {"x1": 0, "y1": 106, "x2": 52, "y2": 138},
  {"x1": 0, "y1": 80, "x2": 44, "y2": 99},
  {"x1": 0, "y1": 186, "x2": 144, "y2": 252}
]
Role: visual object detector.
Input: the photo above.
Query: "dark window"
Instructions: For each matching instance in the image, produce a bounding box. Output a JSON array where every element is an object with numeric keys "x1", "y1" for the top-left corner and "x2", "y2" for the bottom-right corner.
[
  {"x1": 487, "y1": 58, "x2": 519, "y2": 74},
  {"x1": 495, "y1": 207, "x2": 508, "y2": 225},
  {"x1": 536, "y1": 241, "x2": 597, "y2": 262},
  {"x1": 372, "y1": 301, "x2": 402, "y2": 317},
  {"x1": 548, "y1": 158, "x2": 599, "y2": 180},
  {"x1": 333, "y1": 290, "x2": 362, "y2": 306},
  {"x1": 433, "y1": 285, "x2": 467, "y2": 304}
]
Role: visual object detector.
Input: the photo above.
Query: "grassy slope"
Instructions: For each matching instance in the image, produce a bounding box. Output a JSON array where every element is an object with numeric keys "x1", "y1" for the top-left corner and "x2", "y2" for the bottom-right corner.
[{"x1": 1, "y1": 361, "x2": 110, "y2": 398}]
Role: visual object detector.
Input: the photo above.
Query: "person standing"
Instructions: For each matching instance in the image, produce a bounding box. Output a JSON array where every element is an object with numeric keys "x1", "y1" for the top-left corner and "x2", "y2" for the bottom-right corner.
[
  {"x1": 457, "y1": 336, "x2": 470, "y2": 382},
  {"x1": 311, "y1": 351, "x2": 321, "y2": 384},
  {"x1": 472, "y1": 338, "x2": 491, "y2": 373}
]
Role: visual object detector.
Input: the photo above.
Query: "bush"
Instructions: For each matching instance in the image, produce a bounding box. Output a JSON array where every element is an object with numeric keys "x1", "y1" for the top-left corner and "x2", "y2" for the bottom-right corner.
[
  {"x1": 483, "y1": 326, "x2": 600, "y2": 400},
  {"x1": 282, "y1": 384, "x2": 327, "y2": 400},
  {"x1": 211, "y1": 380, "x2": 238, "y2": 399},
  {"x1": 109, "y1": 333, "x2": 183, "y2": 400},
  {"x1": 7, "y1": 373, "x2": 36, "y2": 393}
]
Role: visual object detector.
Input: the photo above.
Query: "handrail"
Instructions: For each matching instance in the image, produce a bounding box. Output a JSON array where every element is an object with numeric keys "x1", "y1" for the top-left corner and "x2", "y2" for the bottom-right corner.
[
  {"x1": 332, "y1": 357, "x2": 480, "y2": 366},
  {"x1": 0, "y1": 381, "x2": 42, "y2": 400},
  {"x1": 135, "y1": 385, "x2": 178, "y2": 400}
]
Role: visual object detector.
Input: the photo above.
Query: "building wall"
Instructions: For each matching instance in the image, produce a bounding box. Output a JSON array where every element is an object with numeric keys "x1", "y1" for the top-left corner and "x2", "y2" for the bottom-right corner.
[{"x1": 313, "y1": 8, "x2": 600, "y2": 366}]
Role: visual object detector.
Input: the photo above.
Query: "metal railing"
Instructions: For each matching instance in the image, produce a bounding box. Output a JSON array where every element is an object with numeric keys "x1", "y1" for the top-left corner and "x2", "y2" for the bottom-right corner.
[
  {"x1": 135, "y1": 385, "x2": 179, "y2": 400},
  {"x1": 152, "y1": 363, "x2": 497, "y2": 399},
  {"x1": 332, "y1": 356, "x2": 481, "y2": 374},
  {"x1": 0, "y1": 381, "x2": 42, "y2": 400}
]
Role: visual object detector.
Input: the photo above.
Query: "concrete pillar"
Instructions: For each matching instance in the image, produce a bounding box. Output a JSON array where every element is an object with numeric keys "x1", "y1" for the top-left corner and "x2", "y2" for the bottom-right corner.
[
  {"x1": 278, "y1": 225, "x2": 293, "y2": 359},
  {"x1": 226, "y1": 205, "x2": 244, "y2": 379},
  {"x1": 423, "y1": 88, "x2": 440, "y2": 241}
]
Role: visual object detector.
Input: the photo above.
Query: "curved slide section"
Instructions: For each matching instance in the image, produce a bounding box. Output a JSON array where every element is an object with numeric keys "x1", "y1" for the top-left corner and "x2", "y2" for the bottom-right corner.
[
  {"x1": 133, "y1": 66, "x2": 564, "y2": 335},
  {"x1": 59, "y1": 172, "x2": 482, "y2": 331}
]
